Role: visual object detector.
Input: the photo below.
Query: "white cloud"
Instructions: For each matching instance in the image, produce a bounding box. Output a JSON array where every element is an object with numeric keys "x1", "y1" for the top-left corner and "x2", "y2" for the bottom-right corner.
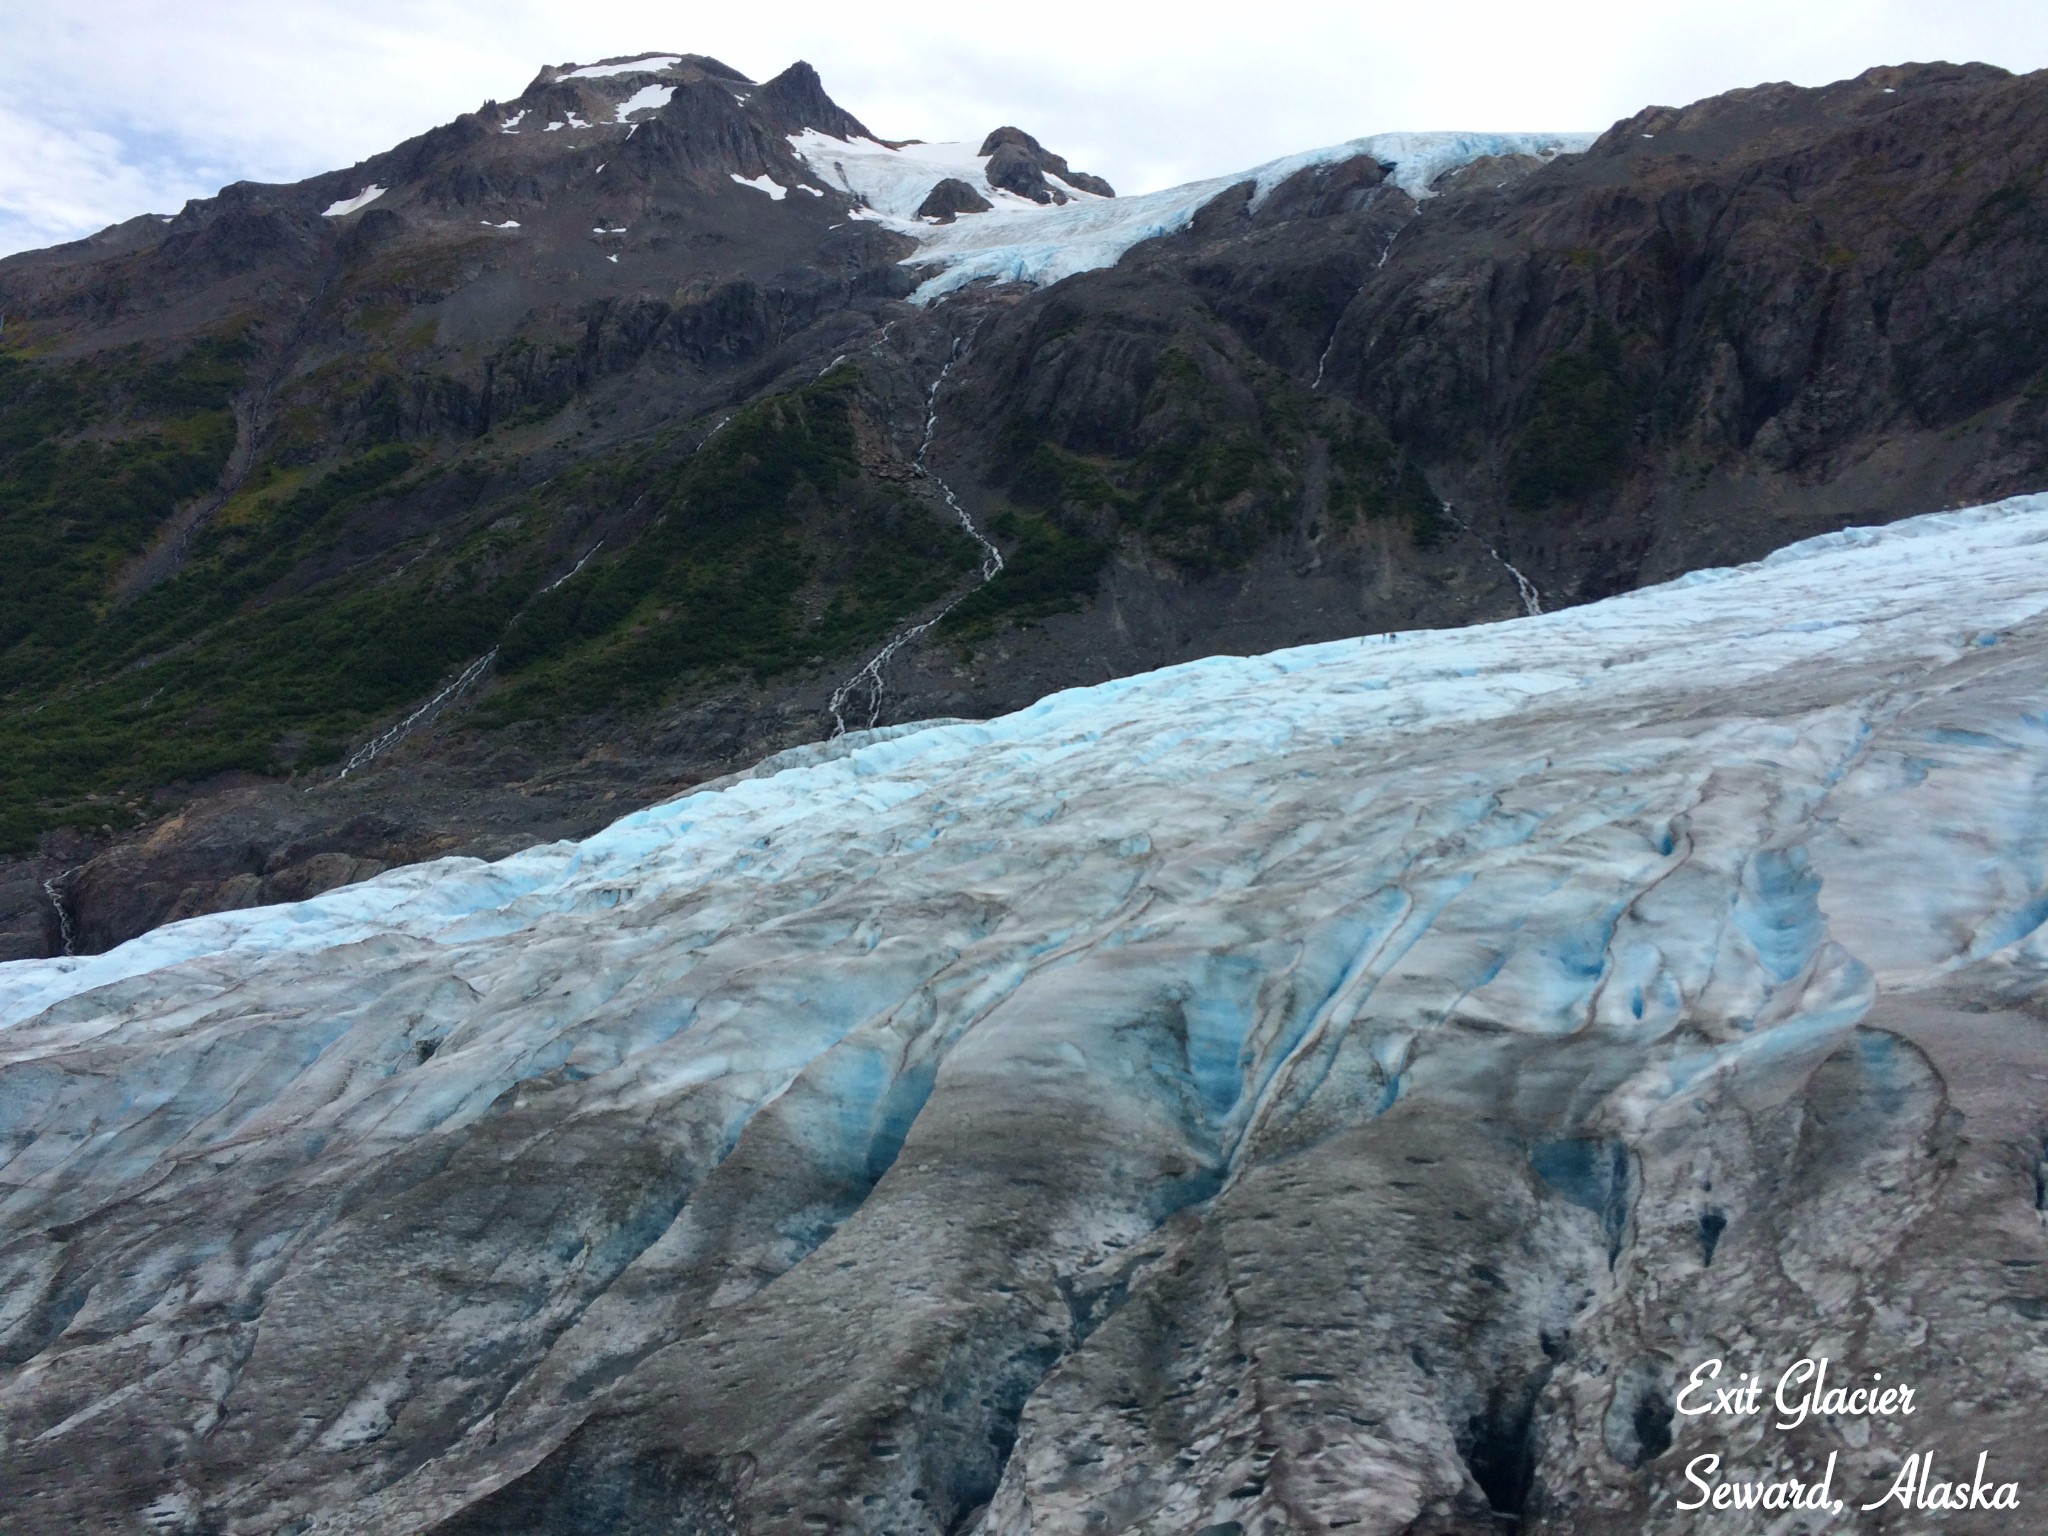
[{"x1": 3, "y1": 0, "x2": 2046, "y2": 257}]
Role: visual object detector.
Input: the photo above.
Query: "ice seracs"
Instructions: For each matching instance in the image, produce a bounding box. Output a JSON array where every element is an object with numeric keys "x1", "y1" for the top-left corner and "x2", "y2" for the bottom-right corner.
[{"x1": 6, "y1": 495, "x2": 2045, "y2": 1033}]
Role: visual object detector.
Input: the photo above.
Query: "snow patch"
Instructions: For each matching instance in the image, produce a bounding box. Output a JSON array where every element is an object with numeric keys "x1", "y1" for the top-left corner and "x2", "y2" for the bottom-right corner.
[
  {"x1": 561, "y1": 56, "x2": 682, "y2": 81},
  {"x1": 614, "y1": 84, "x2": 674, "y2": 123},
  {"x1": 786, "y1": 131, "x2": 1096, "y2": 223},
  {"x1": 322, "y1": 185, "x2": 387, "y2": 218},
  {"x1": 731, "y1": 172, "x2": 789, "y2": 200}
]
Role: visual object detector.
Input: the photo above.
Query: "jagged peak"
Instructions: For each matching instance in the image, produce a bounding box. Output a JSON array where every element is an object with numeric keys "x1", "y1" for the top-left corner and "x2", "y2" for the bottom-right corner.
[{"x1": 752, "y1": 61, "x2": 874, "y2": 142}]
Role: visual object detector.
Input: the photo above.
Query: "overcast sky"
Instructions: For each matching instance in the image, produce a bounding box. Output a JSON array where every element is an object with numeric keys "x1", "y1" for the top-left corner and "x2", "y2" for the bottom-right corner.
[{"x1": 3, "y1": 0, "x2": 2046, "y2": 256}]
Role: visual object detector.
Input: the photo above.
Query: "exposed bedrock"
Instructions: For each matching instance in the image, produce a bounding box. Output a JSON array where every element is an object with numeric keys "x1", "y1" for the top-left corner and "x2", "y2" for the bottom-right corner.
[
  {"x1": 917, "y1": 177, "x2": 996, "y2": 223},
  {"x1": 978, "y1": 126, "x2": 1116, "y2": 200}
]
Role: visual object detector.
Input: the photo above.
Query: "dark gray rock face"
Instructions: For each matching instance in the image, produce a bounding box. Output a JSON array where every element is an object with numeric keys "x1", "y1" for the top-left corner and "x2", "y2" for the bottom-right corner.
[
  {"x1": 1254, "y1": 152, "x2": 1389, "y2": 221},
  {"x1": 751, "y1": 59, "x2": 876, "y2": 142},
  {"x1": 984, "y1": 140, "x2": 1061, "y2": 203},
  {"x1": 979, "y1": 124, "x2": 1116, "y2": 197},
  {"x1": 915, "y1": 176, "x2": 994, "y2": 222}
]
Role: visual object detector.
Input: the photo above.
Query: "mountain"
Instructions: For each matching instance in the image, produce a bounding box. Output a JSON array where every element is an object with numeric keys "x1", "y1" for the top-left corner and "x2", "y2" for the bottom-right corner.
[
  {"x1": 3, "y1": 55, "x2": 2048, "y2": 976},
  {"x1": 3, "y1": 496, "x2": 2045, "y2": 1533}
]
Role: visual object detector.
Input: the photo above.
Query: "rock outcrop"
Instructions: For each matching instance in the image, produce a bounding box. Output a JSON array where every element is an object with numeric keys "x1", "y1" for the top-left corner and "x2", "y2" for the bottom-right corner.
[
  {"x1": 980, "y1": 124, "x2": 1117, "y2": 198},
  {"x1": 915, "y1": 175, "x2": 994, "y2": 222}
]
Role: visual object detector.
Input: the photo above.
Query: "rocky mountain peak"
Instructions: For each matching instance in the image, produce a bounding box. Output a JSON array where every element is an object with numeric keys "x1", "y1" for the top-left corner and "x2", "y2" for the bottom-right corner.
[
  {"x1": 753, "y1": 59, "x2": 876, "y2": 141},
  {"x1": 977, "y1": 124, "x2": 1115, "y2": 201},
  {"x1": 4, "y1": 55, "x2": 2048, "y2": 992}
]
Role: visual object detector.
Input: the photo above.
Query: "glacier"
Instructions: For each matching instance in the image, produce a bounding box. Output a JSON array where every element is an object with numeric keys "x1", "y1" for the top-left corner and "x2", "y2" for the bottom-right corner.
[
  {"x1": 789, "y1": 129, "x2": 1596, "y2": 303},
  {"x1": 3, "y1": 499, "x2": 2047, "y2": 1534}
]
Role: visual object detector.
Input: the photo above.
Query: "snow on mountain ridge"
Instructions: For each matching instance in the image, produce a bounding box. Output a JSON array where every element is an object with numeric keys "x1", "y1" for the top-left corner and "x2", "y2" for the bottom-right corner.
[
  {"x1": 611, "y1": 83, "x2": 675, "y2": 123},
  {"x1": 559, "y1": 56, "x2": 686, "y2": 81}
]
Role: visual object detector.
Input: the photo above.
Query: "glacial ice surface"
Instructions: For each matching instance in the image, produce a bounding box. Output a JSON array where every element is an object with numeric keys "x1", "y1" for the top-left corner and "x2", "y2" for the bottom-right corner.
[
  {"x1": 5, "y1": 497, "x2": 2046, "y2": 1107},
  {"x1": 789, "y1": 128, "x2": 1595, "y2": 301},
  {"x1": 4, "y1": 498, "x2": 2047, "y2": 1533}
]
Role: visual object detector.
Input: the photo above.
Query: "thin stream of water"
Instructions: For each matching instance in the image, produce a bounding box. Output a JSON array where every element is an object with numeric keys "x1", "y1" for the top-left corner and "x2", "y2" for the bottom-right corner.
[
  {"x1": 42, "y1": 872, "x2": 76, "y2": 957},
  {"x1": 828, "y1": 335, "x2": 1004, "y2": 736},
  {"x1": 1441, "y1": 501, "x2": 1543, "y2": 617}
]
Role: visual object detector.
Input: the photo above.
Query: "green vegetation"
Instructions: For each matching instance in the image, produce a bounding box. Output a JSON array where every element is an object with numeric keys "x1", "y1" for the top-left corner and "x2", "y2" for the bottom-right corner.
[
  {"x1": 0, "y1": 301, "x2": 1468, "y2": 856},
  {"x1": 1124, "y1": 349, "x2": 1298, "y2": 574},
  {"x1": 0, "y1": 434, "x2": 530, "y2": 852},
  {"x1": 485, "y1": 369, "x2": 979, "y2": 720},
  {"x1": 1324, "y1": 417, "x2": 1449, "y2": 545},
  {"x1": 0, "y1": 349, "x2": 983, "y2": 853},
  {"x1": 1893, "y1": 233, "x2": 1937, "y2": 275},
  {"x1": 1506, "y1": 325, "x2": 1635, "y2": 511},
  {"x1": 986, "y1": 341, "x2": 1447, "y2": 577},
  {"x1": 938, "y1": 512, "x2": 1110, "y2": 641},
  {"x1": 0, "y1": 337, "x2": 250, "y2": 658},
  {"x1": 1966, "y1": 168, "x2": 2044, "y2": 251}
]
